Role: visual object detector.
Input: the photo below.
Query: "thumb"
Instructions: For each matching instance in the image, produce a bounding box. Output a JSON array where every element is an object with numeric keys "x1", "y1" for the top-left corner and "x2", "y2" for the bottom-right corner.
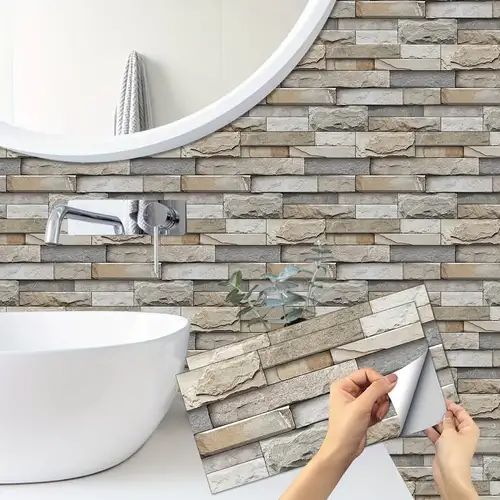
[
  {"x1": 357, "y1": 373, "x2": 398, "y2": 410},
  {"x1": 442, "y1": 410, "x2": 456, "y2": 433}
]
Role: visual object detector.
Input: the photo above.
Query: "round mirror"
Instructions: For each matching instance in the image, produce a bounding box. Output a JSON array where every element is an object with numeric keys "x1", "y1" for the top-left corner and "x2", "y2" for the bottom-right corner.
[{"x1": 0, "y1": 0, "x2": 334, "y2": 162}]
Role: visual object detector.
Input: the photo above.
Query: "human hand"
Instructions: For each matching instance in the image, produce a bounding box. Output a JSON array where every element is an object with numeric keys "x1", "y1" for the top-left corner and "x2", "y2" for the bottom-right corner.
[
  {"x1": 281, "y1": 368, "x2": 397, "y2": 500},
  {"x1": 318, "y1": 368, "x2": 398, "y2": 466},
  {"x1": 425, "y1": 400, "x2": 480, "y2": 500}
]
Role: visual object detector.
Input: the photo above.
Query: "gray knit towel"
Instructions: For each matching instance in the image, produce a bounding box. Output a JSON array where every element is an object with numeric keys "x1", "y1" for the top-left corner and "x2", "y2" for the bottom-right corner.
[{"x1": 114, "y1": 51, "x2": 153, "y2": 135}]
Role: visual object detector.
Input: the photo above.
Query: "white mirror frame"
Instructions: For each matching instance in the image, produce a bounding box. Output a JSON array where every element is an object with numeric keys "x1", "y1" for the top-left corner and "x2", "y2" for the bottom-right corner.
[{"x1": 0, "y1": 0, "x2": 335, "y2": 163}]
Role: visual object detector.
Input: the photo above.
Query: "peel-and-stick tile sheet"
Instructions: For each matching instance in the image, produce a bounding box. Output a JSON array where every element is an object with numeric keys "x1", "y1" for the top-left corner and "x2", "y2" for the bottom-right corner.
[{"x1": 177, "y1": 285, "x2": 458, "y2": 494}]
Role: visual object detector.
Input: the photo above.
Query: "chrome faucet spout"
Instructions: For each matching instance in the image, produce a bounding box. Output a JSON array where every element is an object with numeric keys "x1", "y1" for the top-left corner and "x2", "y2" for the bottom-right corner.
[
  {"x1": 44, "y1": 204, "x2": 125, "y2": 244},
  {"x1": 44, "y1": 200, "x2": 186, "y2": 278}
]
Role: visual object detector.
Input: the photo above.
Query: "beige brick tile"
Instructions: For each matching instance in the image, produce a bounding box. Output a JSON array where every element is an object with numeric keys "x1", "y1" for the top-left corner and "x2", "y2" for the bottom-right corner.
[
  {"x1": 442, "y1": 88, "x2": 500, "y2": 105},
  {"x1": 356, "y1": 1, "x2": 425, "y2": 18},
  {"x1": 356, "y1": 175, "x2": 425, "y2": 192},
  {"x1": 194, "y1": 407, "x2": 294, "y2": 457},
  {"x1": 426, "y1": 1, "x2": 493, "y2": 18},
  {"x1": 182, "y1": 175, "x2": 250, "y2": 192},
  {"x1": 77, "y1": 175, "x2": 142, "y2": 193},
  {"x1": 8, "y1": 175, "x2": 76, "y2": 192}
]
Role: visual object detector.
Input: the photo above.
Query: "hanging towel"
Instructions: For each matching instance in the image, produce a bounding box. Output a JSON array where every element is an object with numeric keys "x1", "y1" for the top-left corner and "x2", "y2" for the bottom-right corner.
[{"x1": 114, "y1": 51, "x2": 153, "y2": 135}]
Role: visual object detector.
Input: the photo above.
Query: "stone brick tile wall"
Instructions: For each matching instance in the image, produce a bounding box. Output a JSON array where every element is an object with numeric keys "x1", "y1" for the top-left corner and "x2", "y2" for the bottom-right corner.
[
  {"x1": 0, "y1": 1, "x2": 500, "y2": 497},
  {"x1": 178, "y1": 285, "x2": 456, "y2": 493}
]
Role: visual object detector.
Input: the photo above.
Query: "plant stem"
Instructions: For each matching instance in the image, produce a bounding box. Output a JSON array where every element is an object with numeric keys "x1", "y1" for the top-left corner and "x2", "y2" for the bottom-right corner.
[{"x1": 305, "y1": 263, "x2": 320, "y2": 311}]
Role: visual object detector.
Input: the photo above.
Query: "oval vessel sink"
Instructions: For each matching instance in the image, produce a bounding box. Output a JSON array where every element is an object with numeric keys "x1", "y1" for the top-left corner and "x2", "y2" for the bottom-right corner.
[{"x1": 0, "y1": 311, "x2": 189, "y2": 483}]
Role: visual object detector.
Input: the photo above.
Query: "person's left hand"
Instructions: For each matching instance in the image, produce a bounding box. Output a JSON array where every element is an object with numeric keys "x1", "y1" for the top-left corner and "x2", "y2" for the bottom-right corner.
[{"x1": 319, "y1": 368, "x2": 398, "y2": 465}]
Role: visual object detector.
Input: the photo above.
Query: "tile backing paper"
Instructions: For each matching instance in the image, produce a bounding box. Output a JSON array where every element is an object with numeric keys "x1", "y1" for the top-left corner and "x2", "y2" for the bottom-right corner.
[{"x1": 177, "y1": 285, "x2": 458, "y2": 494}]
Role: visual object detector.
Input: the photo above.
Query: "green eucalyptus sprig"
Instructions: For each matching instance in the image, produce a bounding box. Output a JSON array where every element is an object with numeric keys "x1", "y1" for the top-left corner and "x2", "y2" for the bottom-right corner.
[{"x1": 223, "y1": 240, "x2": 334, "y2": 332}]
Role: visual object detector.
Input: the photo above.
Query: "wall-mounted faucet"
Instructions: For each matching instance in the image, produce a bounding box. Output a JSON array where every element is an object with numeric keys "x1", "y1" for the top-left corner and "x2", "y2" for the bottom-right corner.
[{"x1": 45, "y1": 200, "x2": 186, "y2": 278}]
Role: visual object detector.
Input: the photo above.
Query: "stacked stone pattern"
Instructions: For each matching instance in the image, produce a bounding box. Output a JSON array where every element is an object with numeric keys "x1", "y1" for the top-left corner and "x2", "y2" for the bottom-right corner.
[
  {"x1": 0, "y1": 0, "x2": 500, "y2": 496},
  {"x1": 178, "y1": 285, "x2": 455, "y2": 493}
]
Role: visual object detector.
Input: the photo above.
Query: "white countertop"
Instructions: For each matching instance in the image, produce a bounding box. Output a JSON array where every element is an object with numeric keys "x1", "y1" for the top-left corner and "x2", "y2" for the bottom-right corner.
[{"x1": 1, "y1": 396, "x2": 411, "y2": 500}]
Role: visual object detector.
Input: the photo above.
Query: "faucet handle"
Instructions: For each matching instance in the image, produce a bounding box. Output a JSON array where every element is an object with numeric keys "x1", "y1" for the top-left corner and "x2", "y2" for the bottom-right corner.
[
  {"x1": 159, "y1": 200, "x2": 186, "y2": 236},
  {"x1": 140, "y1": 202, "x2": 181, "y2": 234},
  {"x1": 144, "y1": 201, "x2": 186, "y2": 279}
]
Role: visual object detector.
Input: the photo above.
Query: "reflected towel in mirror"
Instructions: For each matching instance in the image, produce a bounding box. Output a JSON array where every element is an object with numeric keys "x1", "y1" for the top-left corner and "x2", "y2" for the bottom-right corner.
[{"x1": 114, "y1": 51, "x2": 153, "y2": 135}]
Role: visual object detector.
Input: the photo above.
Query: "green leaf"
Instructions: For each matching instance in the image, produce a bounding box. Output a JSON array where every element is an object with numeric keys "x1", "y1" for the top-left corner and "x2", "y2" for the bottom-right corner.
[
  {"x1": 225, "y1": 288, "x2": 244, "y2": 305},
  {"x1": 284, "y1": 308, "x2": 304, "y2": 323},
  {"x1": 264, "y1": 272, "x2": 280, "y2": 283},
  {"x1": 229, "y1": 270, "x2": 242, "y2": 288}
]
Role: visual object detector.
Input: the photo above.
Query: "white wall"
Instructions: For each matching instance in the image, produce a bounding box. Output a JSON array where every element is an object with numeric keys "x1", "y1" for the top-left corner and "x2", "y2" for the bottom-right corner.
[
  {"x1": 1, "y1": 0, "x2": 307, "y2": 137},
  {"x1": 0, "y1": 0, "x2": 13, "y2": 124}
]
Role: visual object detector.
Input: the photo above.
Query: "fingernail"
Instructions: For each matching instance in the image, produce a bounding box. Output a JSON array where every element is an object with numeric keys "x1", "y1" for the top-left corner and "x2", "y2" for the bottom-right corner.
[{"x1": 386, "y1": 373, "x2": 398, "y2": 384}]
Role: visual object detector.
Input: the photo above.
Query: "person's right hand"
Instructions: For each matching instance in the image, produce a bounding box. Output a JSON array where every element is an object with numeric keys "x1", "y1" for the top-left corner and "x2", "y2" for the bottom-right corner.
[{"x1": 425, "y1": 400, "x2": 480, "y2": 500}]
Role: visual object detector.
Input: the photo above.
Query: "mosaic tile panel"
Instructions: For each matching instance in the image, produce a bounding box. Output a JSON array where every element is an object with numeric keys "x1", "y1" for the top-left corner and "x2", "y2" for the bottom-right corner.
[{"x1": 178, "y1": 285, "x2": 456, "y2": 493}]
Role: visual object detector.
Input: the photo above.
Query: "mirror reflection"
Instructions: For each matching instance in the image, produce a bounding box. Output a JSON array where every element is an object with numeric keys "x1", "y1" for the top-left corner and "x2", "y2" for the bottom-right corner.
[{"x1": 0, "y1": 0, "x2": 307, "y2": 138}]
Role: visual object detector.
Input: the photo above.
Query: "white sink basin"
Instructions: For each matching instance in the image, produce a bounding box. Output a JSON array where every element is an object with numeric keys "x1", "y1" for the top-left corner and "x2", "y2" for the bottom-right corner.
[{"x1": 0, "y1": 311, "x2": 189, "y2": 484}]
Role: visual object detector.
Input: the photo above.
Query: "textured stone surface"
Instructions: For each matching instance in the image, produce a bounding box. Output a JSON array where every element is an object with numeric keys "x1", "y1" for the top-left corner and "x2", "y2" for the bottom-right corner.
[
  {"x1": 331, "y1": 322, "x2": 425, "y2": 362},
  {"x1": 442, "y1": 45, "x2": 500, "y2": 71},
  {"x1": 265, "y1": 352, "x2": 333, "y2": 384},
  {"x1": 441, "y1": 220, "x2": 500, "y2": 245},
  {"x1": 268, "y1": 302, "x2": 372, "y2": 345},
  {"x1": 195, "y1": 407, "x2": 294, "y2": 456},
  {"x1": 260, "y1": 421, "x2": 328, "y2": 475},
  {"x1": 258, "y1": 320, "x2": 363, "y2": 368},
  {"x1": 284, "y1": 71, "x2": 388, "y2": 89},
  {"x1": 485, "y1": 107, "x2": 500, "y2": 131},
  {"x1": 427, "y1": 1, "x2": 493, "y2": 18},
  {"x1": 134, "y1": 280, "x2": 193, "y2": 306},
  {"x1": 187, "y1": 335, "x2": 269, "y2": 370},
  {"x1": 0, "y1": 280, "x2": 18, "y2": 305},
  {"x1": 399, "y1": 19, "x2": 457, "y2": 44},
  {"x1": 357, "y1": 338, "x2": 430, "y2": 374},
  {"x1": 356, "y1": 132, "x2": 415, "y2": 157},
  {"x1": 356, "y1": 175, "x2": 424, "y2": 192},
  {"x1": 398, "y1": 193, "x2": 457, "y2": 218},
  {"x1": 462, "y1": 394, "x2": 500, "y2": 419},
  {"x1": 19, "y1": 291, "x2": 91, "y2": 307},
  {"x1": 224, "y1": 193, "x2": 282, "y2": 218},
  {"x1": 208, "y1": 361, "x2": 358, "y2": 427},
  {"x1": 202, "y1": 443, "x2": 262, "y2": 474},
  {"x1": 290, "y1": 395, "x2": 330, "y2": 428},
  {"x1": 182, "y1": 133, "x2": 240, "y2": 157},
  {"x1": 367, "y1": 416, "x2": 402, "y2": 445},
  {"x1": 267, "y1": 219, "x2": 325, "y2": 245},
  {"x1": 311, "y1": 280, "x2": 368, "y2": 305},
  {"x1": 360, "y1": 302, "x2": 419, "y2": 336},
  {"x1": 182, "y1": 307, "x2": 240, "y2": 332},
  {"x1": 206, "y1": 458, "x2": 269, "y2": 494},
  {"x1": 176, "y1": 285, "x2": 453, "y2": 491},
  {"x1": 177, "y1": 352, "x2": 266, "y2": 410},
  {"x1": 187, "y1": 406, "x2": 213, "y2": 434},
  {"x1": 484, "y1": 457, "x2": 500, "y2": 480},
  {"x1": 484, "y1": 281, "x2": 500, "y2": 305},
  {"x1": 2, "y1": 0, "x2": 497, "y2": 494},
  {"x1": 309, "y1": 106, "x2": 368, "y2": 131},
  {"x1": 370, "y1": 284, "x2": 430, "y2": 312}
]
